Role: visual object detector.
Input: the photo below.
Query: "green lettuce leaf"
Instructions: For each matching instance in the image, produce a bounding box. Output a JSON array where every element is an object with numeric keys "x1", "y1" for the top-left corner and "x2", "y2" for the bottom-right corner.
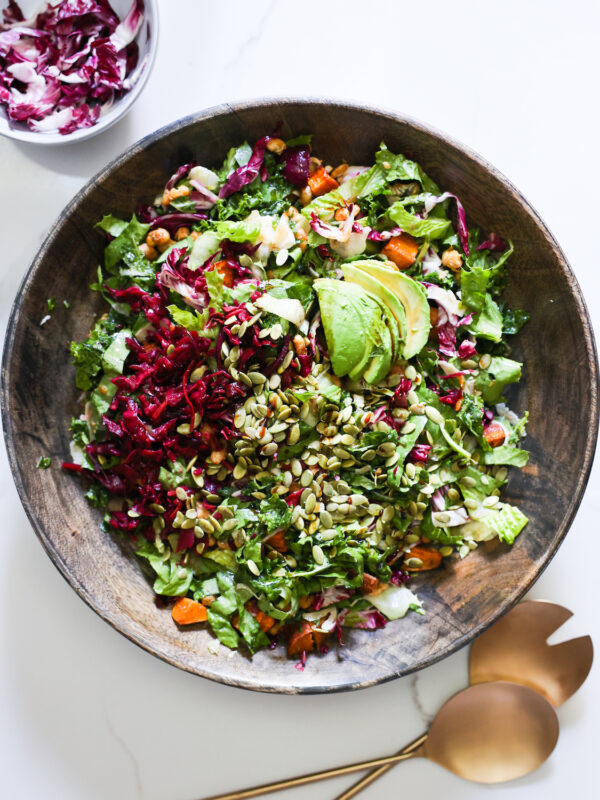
[
  {"x1": 484, "y1": 503, "x2": 528, "y2": 544},
  {"x1": 476, "y1": 356, "x2": 522, "y2": 404},
  {"x1": 375, "y1": 145, "x2": 440, "y2": 195},
  {"x1": 167, "y1": 304, "x2": 209, "y2": 333},
  {"x1": 214, "y1": 218, "x2": 261, "y2": 243},
  {"x1": 388, "y1": 203, "x2": 452, "y2": 239},
  {"x1": 96, "y1": 214, "x2": 128, "y2": 237},
  {"x1": 101, "y1": 329, "x2": 131, "y2": 374},
  {"x1": 103, "y1": 216, "x2": 150, "y2": 272},
  {"x1": 207, "y1": 609, "x2": 240, "y2": 648},
  {"x1": 482, "y1": 445, "x2": 529, "y2": 467},
  {"x1": 468, "y1": 294, "x2": 503, "y2": 342},
  {"x1": 136, "y1": 541, "x2": 193, "y2": 596}
]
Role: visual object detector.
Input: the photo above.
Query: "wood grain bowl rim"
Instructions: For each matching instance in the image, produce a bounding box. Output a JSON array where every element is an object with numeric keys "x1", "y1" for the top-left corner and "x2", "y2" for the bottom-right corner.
[{"x1": 2, "y1": 97, "x2": 599, "y2": 693}]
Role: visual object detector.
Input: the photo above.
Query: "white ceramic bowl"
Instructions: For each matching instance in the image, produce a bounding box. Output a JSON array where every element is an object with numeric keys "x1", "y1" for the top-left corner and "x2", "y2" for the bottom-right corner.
[{"x1": 0, "y1": 0, "x2": 158, "y2": 144}]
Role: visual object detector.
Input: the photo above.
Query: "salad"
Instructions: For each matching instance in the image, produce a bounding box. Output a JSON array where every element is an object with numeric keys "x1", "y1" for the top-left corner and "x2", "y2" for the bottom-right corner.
[{"x1": 63, "y1": 130, "x2": 529, "y2": 664}]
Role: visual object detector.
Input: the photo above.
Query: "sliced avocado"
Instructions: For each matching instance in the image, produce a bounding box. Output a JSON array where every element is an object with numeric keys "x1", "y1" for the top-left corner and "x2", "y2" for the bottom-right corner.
[
  {"x1": 351, "y1": 260, "x2": 431, "y2": 359},
  {"x1": 378, "y1": 295, "x2": 400, "y2": 365},
  {"x1": 363, "y1": 313, "x2": 392, "y2": 384},
  {"x1": 341, "y1": 264, "x2": 407, "y2": 354},
  {"x1": 314, "y1": 279, "x2": 379, "y2": 378}
]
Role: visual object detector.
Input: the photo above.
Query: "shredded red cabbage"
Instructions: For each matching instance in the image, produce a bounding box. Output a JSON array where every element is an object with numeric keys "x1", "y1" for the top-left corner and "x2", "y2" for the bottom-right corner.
[{"x1": 0, "y1": 0, "x2": 145, "y2": 134}]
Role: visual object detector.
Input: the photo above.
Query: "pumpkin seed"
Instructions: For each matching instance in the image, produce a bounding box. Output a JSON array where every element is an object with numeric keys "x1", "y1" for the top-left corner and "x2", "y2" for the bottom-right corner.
[
  {"x1": 247, "y1": 559, "x2": 260, "y2": 576},
  {"x1": 269, "y1": 373, "x2": 281, "y2": 390},
  {"x1": 405, "y1": 557, "x2": 424, "y2": 569},
  {"x1": 250, "y1": 371, "x2": 268, "y2": 385},
  {"x1": 300, "y1": 469, "x2": 314, "y2": 487},
  {"x1": 197, "y1": 518, "x2": 214, "y2": 534},
  {"x1": 233, "y1": 461, "x2": 248, "y2": 479},
  {"x1": 479, "y1": 353, "x2": 492, "y2": 369},
  {"x1": 304, "y1": 493, "x2": 317, "y2": 514},
  {"x1": 425, "y1": 405, "x2": 444, "y2": 425},
  {"x1": 290, "y1": 458, "x2": 303, "y2": 477},
  {"x1": 464, "y1": 498, "x2": 479, "y2": 510},
  {"x1": 439, "y1": 545, "x2": 453, "y2": 557},
  {"x1": 320, "y1": 528, "x2": 337, "y2": 542},
  {"x1": 270, "y1": 323, "x2": 283, "y2": 340},
  {"x1": 405, "y1": 365, "x2": 417, "y2": 381},
  {"x1": 461, "y1": 476, "x2": 477, "y2": 488},
  {"x1": 483, "y1": 495, "x2": 499, "y2": 507},
  {"x1": 320, "y1": 509, "x2": 333, "y2": 528},
  {"x1": 190, "y1": 366, "x2": 207, "y2": 382},
  {"x1": 382, "y1": 506, "x2": 395, "y2": 523},
  {"x1": 312, "y1": 545, "x2": 325, "y2": 565},
  {"x1": 287, "y1": 424, "x2": 300, "y2": 445}
]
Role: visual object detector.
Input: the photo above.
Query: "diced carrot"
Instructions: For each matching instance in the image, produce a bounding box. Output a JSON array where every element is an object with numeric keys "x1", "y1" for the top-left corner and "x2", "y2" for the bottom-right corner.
[
  {"x1": 483, "y1": 422, "x2": 506, "y2": 448},
  {"x1": 381, "y1": 233, "x2": 419, "y2": 269},
  {"x1": 307, "y1": 166, "x2": 339, "y2": 197},
  {"x1": 254, "y1": 609, "x2": 276, "y2": 634},
  {"x1": 213, "y1": 259, "x2": 234, "y2": 288},
  {"x1": 404, "y1": 544, "x2": 443, "y2": 572},
  {"x1": 201, "y1": 595, "x2": 216, "y2": 606},
  {"x1": 299, "y1": 595, "x2": 313, "y2": 609},
  {"x1": 172, "y1": 597, "x2": 208, "y2": 625},
  {"x1": 266, "y1": 528, "x2": 288, "y2": 553},
  {"x1": 455, "y1": 397, "x2": 463, "y2": 411},
  {"x1": 334, "y1": 206, "x2": 350, "y2": 222},
  {"x1": 429, "y1": 306, "x2": 439, "y2": 326},
  {"x1": 361, "y1": 572, "x2": 380, "y2": 594},
  {"x1": 287, "y1": 621, "x2": 316, "y2": 657}
]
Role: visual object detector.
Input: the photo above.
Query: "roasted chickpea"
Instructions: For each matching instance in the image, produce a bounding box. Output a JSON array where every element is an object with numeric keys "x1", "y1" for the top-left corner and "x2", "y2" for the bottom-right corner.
[
  {"x1": 174, "y1": 226, "x2": 191, "y2": 241},
  {"x1": 441, "y1": 247, "x2": 462, "y2": 272},
  {"x1": 266, "y1": 137, "x2": 286, "y2": 155},
  {"x1": 139, "y1": 243, "x2": 158, "y2": 260}
]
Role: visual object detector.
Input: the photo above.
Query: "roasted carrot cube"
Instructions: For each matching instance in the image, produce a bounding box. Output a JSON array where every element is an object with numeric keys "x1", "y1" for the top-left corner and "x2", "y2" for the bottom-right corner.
[
  {"x1": 172, "y1": 597, "x2": 208, "y2": 625},
  {"x1": 307, "y1": 166, "x2": 339, "y2": 197},
  {"x1": 483, "y1": 422, "x2": 506, "y2": 448},
  {"x1": 381, "y1": 233, "x2": 419, "y2": 269}
]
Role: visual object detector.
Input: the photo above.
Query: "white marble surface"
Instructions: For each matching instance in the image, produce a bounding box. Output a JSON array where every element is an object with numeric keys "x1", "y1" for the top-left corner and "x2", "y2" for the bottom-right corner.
[{"x1": 1, "y1": 1, "x2": 599, "y2": 798}]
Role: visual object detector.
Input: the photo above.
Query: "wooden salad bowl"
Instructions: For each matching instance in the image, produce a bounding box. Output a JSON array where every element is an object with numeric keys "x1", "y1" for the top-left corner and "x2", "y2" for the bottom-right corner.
[{"x1": 2, "y1": 100, "x2": 598, "y2": 693}]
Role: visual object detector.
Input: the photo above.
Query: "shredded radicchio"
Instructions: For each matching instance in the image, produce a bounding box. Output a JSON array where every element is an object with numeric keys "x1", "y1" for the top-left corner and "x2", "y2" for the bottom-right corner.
[
  {"x1": 367, "y1": 226, "x2": 403, "y2": 242},
  {"x1": 219, "y1": 134, "x2": 271, "y2": 198},
  {"x1": 0, "y1": 0, "x2": 145, "y2": 134},
  {"x1": 477, "y1": 232, "x2": 507, "y2": 252},
  {"x1": 424, "y1": 192, "x2": 470, "y2": 256}
]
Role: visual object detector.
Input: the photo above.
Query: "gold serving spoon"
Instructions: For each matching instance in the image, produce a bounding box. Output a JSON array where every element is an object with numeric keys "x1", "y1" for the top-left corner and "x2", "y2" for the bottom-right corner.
[
  {"x1": 337, "y1": 599, "x2": 594, "y2": 799},
  {"x1": 199, "y1": 681, "x2": 559, "y2": 800}
]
